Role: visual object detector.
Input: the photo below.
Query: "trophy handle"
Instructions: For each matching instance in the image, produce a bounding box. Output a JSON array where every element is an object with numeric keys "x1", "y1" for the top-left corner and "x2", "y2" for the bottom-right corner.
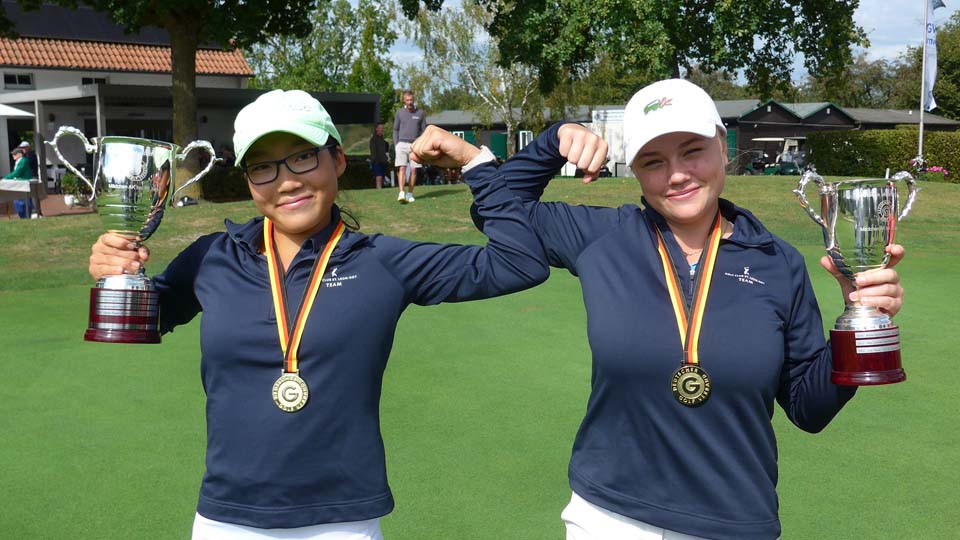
[
  {"x1": 793, "y1": 169, "x2": 828, "y2": 228},
  {"x1": 172, "y1": 140, "x2": 219, "y2": 199},
  {"x1": 891, "y1": 170, "x2": 920, "y2": 221},
  {"x1": 47, "y1": 126, "x2": 98, "y2": 196}
]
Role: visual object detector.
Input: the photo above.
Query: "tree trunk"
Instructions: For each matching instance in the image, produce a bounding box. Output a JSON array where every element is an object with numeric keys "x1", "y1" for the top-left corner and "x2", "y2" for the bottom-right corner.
[{"x1": 168, "y1": 18, "x2": 203, "y2": 199}]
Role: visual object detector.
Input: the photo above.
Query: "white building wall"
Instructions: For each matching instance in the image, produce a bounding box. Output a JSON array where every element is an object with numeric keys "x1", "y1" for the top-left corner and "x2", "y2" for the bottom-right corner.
[
  {"x1": 590, "y1": 108, "x2": 630, "y2": 177},
  {"x1": 559, "y1": 108, "x2": 630, "y2": 177}
]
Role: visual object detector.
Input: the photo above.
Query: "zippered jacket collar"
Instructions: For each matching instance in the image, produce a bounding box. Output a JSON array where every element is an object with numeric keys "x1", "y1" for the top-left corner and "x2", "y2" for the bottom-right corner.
[
  {"x1": 640, "y1": 197, "x2": 775, "y2": 249},
  {"x1": 223, "y1": 205, "x2": 368, "y2": 257}
]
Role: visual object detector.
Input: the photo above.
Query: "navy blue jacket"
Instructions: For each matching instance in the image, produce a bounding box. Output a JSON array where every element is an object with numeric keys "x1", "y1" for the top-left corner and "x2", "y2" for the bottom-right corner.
[
  {"x1": 153, "y1": 160, "x2": 548, "y2": 528},
  {"x1": 484, "y1": 123, "x2": 856, "y2": 540}
]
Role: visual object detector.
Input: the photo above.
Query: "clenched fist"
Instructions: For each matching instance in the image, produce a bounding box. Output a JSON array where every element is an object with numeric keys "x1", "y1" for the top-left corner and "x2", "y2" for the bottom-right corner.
[
  {"x1": 411, "y1": 125, "x2": 481, "y2": 169},
  {"x1": 558, "y1": 123, "x2": 609, "y2": 183}
]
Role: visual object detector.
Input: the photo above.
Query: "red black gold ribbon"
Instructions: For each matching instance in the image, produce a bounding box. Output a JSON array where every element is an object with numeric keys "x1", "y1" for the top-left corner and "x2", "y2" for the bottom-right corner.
[
  {"x1": 264, "y1": 217, "x2": 345, "y2": 375},
  {"x1": 654, "y1": 212, "x2": 723, "y2": 406}
]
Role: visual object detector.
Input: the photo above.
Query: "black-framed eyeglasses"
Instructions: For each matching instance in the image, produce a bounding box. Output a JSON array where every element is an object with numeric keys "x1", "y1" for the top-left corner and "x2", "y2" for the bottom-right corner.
[{"x1": 243, "y1": 143, "x2": 338, "y2": 185}]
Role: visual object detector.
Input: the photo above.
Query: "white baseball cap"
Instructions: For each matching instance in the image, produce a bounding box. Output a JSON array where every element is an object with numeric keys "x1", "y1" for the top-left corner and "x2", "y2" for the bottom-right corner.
[
  {"x1": 233, "y1": 89, "x2": 342, "y2": 164},
  {"x1": 623, "y1": 79, "x2": 725, "y2": 167}
]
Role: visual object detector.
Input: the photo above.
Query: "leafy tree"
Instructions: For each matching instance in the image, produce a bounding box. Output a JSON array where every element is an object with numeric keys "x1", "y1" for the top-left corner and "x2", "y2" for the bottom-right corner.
[
  {"x1": 1, "y1": 0, "x2": 318, "y2": 148},
  {"x1": 887, "y1": 48, "x2": 923, "y2": 111},
  {"x1": 248, "y1": 0, "x2": 397, "y2": 125},
  {"x1": 401, "y1": 2, "x2": 539, "y2": 157},
  {"x1": 345, "y1": 1, "x2": 398, "y2": 125},
  {"x1": 803, "y1": 11, "x2": 960, "y2": 120},
  {"x1": 543, "y1": 53, "x2": 659, "y2": 116},
  {"x1": 403, "y1": 0, "x2": 867, "y2": 99},
  {"x1": 398, "y1": 0, "x2": 442, "y2": 19},
  {"x1": 430, "y1": 86, "x2": 483, "y2": 111},
  {"x1": 930, "y1": 11, "x2": 960, "y2": 120},
  {"x1": 685, "y1": 66, "x2": 754, "y2": 101}
]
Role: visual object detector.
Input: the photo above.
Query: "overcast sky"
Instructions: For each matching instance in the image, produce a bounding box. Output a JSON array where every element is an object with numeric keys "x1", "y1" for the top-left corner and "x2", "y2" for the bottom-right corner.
[{"x1": 387, "y1": 0, "x2": 959, "y2": 80}]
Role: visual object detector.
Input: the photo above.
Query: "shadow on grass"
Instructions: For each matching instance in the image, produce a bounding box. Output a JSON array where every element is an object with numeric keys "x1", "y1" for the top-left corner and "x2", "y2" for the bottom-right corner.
[{"x1": 413, "y1": 188, "x2": 463, "y2": 200}]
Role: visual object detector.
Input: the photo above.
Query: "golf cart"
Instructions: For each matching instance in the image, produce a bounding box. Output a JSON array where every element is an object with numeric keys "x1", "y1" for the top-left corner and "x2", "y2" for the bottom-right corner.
[{"x1": 744, "y1": 137, "x2": 806, "y2": 175}]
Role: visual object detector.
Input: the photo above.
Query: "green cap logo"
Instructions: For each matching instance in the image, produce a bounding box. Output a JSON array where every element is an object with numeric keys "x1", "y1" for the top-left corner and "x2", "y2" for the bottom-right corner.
[{"x1": 644, "y1": 97, "x2": 673, "y2": 115}]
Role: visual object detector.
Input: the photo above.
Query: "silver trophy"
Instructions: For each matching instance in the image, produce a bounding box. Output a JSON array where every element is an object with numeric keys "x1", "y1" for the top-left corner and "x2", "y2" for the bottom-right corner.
[
  {"x1": 49, "y1": 126, "x2": 217, "y2": 343},
  {"x1": 794, "y1": 169, "x2": 918, "y2": 385}
]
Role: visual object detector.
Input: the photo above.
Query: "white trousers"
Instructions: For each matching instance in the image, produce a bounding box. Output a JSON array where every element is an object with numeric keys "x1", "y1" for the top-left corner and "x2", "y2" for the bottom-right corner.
[
  {"x1": 561, "y1": 492, "x2": 714, "y2": 540},
  {"x1": 191, "y1": 513, "x2": 383, "y2": 540}
]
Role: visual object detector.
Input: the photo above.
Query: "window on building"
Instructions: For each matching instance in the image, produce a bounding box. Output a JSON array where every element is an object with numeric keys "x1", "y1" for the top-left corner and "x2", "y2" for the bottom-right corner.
[
  {"x1": 3, "y1": 73, "x2": 34, "y2": 89},
  {"x1": 82, "y1": 77, "x2": 108, "y2": 85}
]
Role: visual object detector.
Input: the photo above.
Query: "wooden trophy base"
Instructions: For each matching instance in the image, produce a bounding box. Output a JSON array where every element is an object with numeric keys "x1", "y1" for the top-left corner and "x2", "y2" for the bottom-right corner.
[{"x1": 830, "y1": 327, "x2": 905, "y2": 386}]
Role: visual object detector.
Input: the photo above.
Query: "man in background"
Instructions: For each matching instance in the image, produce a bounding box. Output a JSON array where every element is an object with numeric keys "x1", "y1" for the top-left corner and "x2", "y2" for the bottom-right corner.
[
  {"x1": 369, "y1": 123, "x2": 390, "y2": 190},
  {"x1": 393, "y1": 90, "x2": 426, "y2": 203}
]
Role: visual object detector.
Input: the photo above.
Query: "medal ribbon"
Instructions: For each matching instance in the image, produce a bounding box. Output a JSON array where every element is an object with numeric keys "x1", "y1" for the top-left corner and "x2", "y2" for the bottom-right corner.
[
  {"x1": 264, "y1": 217, "x2": 345, "y2": 374},
  {"x1": 654, "y1": 212, "x2": 723, "y2": 366}
]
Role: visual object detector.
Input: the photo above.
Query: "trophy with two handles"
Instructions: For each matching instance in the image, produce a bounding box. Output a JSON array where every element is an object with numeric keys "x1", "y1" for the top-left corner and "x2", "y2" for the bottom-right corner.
[
  {"x1": 794, "y1": 169, "x2": 919, "y2": 385},
  {"x1": 50, "y1": 127, "x2": 217, "y2": 344}
]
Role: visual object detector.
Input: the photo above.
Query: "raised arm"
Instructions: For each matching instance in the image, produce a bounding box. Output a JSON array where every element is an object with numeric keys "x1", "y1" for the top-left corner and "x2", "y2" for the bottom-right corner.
[
  {"x1": 490, "y1": 122, "x2": 597, "y2": 202},
  {"x1": 474, "y1": 122, "x2": 629, "y2": 273},
  {"x1": 371, "y1": 126, "x2": 549, "y2": 306}
]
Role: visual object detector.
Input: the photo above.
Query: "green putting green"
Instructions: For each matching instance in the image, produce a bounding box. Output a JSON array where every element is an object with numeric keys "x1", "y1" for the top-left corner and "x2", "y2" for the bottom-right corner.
[{"x1": 0, "y1": 176, "x2": 955, "y2": 539}]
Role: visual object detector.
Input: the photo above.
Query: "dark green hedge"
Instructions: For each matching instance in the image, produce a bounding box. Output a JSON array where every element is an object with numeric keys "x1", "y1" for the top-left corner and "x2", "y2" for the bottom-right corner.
[
  {"x1": 806, "y1": 127, "x2": 960, "y2": 183},
  {"x1": 201, "y1": 158, "x2": 380, "y2": 203},
  {"x1": 202, "y1": 165, "x2": 249, "y2": 202},
  {"x1": 339, "y1": 157, "x2": 378, "y2": 190}
]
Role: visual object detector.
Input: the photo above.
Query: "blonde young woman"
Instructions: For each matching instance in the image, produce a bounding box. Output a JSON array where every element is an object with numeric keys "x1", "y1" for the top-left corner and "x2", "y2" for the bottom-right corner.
[{"x1": 486, "y1": 79, "x2": 905, "y2": 540}]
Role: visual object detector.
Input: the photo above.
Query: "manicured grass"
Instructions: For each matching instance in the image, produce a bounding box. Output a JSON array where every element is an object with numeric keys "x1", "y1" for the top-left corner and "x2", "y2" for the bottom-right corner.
[{"x1": 0, "y1": 176, "x2": 956, "y2": 539}]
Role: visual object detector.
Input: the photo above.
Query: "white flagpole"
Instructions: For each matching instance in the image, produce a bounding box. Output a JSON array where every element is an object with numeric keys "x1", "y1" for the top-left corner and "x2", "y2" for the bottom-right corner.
[{"x1": 919, "y1": 0, "x2": 930, "y2": 159}]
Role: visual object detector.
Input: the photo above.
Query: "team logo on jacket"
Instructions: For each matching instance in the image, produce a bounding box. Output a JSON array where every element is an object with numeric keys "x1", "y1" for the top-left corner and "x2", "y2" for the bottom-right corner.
[
  {"x1": 724, "y1": 266, "x2": 766, "y2": 286},
  {"x1": 322, "y1": 266, "x2": 358, "y2": 288}
]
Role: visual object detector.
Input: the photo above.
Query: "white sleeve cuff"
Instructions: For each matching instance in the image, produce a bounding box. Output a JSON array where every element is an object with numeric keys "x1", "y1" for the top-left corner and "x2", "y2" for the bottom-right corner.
[{"x1": 461, "y1": 146, "x2": 497, "y2": 173}]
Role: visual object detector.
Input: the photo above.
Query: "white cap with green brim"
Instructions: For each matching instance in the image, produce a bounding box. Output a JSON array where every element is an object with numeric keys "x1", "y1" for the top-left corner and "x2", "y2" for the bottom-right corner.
[
  {"x1": 623, "y1": 79, "x2": 725, "y2": 167},
  {"x1": 233, "y1": 89, "x2": 342, "y2": 164}
]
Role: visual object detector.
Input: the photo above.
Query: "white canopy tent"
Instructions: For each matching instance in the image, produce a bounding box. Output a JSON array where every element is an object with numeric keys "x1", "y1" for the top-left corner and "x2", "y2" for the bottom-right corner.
[
  {"x1": 0, "y1": 103, "x2": 34, "y2": 118},
  {"x1": 0, "y1": 105, "x2": 39, "y2": 218},
  {"x1": 0, "y1": 103, "x2": 35, "y2": 175}
]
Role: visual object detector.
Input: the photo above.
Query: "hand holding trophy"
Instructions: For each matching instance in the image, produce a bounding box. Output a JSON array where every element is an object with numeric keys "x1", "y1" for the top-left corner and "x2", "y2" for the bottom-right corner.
[
  {"x1": 794, "y1": 168, "x2": 919, "y2": 385},
  {"x1": 49, "y1": 126, "x2": 217, "y2": 343}
]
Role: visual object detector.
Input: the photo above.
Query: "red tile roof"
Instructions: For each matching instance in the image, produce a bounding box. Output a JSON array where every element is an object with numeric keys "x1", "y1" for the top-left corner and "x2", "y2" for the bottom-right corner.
[{"x1": 0, "y1": 37, "x2": 253, "y2": 76}]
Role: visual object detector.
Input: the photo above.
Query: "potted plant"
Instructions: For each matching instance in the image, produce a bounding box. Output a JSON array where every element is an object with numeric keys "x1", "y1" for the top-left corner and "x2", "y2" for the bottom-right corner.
[{"x1": 59, "y1": 171, "x2": 92, "y2": 207}]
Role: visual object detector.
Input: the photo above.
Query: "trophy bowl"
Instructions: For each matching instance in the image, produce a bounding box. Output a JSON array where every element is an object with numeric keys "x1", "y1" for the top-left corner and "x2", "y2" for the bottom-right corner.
[
  {"x1": 49, "y1": 126, "x2": 217, "y2": 344},
  {"x1": 794, "y1": 169, "x2": 918, "y2": 385}
]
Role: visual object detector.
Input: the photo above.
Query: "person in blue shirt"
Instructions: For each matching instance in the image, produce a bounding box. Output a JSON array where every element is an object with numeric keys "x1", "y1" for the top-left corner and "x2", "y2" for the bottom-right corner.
[
  {"x1": 87, "y1": 89, "x2": 549, "y2": 540},
  {"x1": 482, "y1": 79, "x2": 906, "y2": 540}
]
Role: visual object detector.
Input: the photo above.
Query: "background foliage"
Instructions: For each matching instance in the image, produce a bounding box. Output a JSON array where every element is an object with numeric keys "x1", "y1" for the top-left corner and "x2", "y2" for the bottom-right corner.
[{"x1": 807, "y1": 127, "x2": 960, "y2": 181}]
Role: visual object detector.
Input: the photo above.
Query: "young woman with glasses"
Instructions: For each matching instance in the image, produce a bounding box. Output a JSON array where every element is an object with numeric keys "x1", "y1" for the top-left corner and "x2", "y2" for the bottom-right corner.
[{"x1": 86, "y1": 89, "x2": 549, "y2": 540}]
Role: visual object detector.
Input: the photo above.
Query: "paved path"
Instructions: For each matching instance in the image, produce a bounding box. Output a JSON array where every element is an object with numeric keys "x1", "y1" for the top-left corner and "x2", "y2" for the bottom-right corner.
[{"x1": 1, "y1": 193, "x2": 95, "y2": 220}]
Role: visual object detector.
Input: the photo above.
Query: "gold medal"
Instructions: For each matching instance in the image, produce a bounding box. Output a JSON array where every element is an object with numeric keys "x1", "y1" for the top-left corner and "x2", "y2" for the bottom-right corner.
[
  {"x1": 273, "y1": 372, "x2": 310, "y2": 412},
  {"x1": 672, "y1": 365, "x2": 711, "y2": 407}
]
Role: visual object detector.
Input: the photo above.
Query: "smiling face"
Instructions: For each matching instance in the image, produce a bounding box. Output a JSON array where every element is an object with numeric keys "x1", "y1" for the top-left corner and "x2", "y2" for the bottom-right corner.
[
  {"x1": 630, "y1": 130, "x2": 728, "y2": 229},
  {"x1": 244, "y1": 132, "x2": 345, "y2": 246},
  {"x1": 403, "y1": 93, "x2": 415, "y2": 111}
]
